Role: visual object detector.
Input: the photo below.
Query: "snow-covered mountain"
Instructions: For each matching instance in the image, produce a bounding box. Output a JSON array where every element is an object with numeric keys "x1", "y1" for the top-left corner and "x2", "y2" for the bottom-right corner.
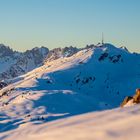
[{"x1": 0, "y1": 43, "x2": 140, "y2": 139}]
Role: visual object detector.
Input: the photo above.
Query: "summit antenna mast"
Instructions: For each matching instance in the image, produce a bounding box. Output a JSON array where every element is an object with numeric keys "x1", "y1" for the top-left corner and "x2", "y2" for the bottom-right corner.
[{"x1": 102, "y1": 32, "x2": 104, "y2": 45}]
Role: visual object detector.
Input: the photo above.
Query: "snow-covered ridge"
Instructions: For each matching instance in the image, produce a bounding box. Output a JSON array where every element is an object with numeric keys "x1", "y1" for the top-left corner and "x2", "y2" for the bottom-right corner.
[
  {"x1": 0, "y1": 43, "x2": 140, "y2": 139},
  {"x1": 0, "y1": 43, "x2": 132, "y2": 81}
]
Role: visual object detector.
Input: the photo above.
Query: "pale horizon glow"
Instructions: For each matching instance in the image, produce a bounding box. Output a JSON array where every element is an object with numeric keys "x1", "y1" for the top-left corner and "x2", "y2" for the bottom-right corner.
[{"x1": 0, "y1": 0, "x2": 140, "y2": 52}]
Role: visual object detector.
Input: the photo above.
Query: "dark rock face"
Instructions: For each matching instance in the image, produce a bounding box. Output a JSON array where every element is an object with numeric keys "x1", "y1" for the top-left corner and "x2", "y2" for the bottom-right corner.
[
  {"x1": 121, "y1": 89, "x2": 140, "y2": 107},
  {"x1": 109, "y1": 55, "x2": 122, "y2": 63},
  {"x1": 0, "y1": 82, "x2": 7, "y2": 89},
  {"x1": 98, "y1": 53, "x2": 123, "y2": 63},
  {"x1": 98, "y1": 53, "x2": 108, "y2": 61}
]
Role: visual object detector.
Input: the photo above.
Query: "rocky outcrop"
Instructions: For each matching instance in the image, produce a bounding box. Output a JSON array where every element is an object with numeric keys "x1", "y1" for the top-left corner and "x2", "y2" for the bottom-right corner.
[
  {"x1": 121, "y1": 96, "x2": 133, "y2": 107},
  {"x1": 133, "y1": 89, "x2": 140, "y2": 103},
  {"x1": 121, "y1": 89, "x2": 140, "y2": 107}
]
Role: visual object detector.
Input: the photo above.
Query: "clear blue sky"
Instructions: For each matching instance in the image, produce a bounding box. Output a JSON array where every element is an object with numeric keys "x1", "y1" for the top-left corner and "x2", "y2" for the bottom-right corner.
[{"x1": 0, "y1": 0, "x2": 140, "y2": 52}]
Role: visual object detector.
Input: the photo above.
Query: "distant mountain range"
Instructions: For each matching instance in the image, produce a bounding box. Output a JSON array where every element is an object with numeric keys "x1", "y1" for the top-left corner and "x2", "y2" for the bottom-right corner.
[{"x1": 0, "y1": 44, "x2": 80, "y2": 81}]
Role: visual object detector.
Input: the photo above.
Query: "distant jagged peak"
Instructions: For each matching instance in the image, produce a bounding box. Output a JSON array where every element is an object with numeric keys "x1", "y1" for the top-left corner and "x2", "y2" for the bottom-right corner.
[
  {"x1": 0, "y1": 43, "x2": 15, "y2": 57},
  {"x1": 31, "y1": 46, "x2": 49, "y2": 51},
  {"x1": 0, "y1": 43, "x2": 14, "y2": 51},
  {"x1": 0, "y1": 43, "x2": 9, "y2": 48},
  {"x1": 25, "y1": 46, "x2": 49, "y2": 58},
  {"x1": 85, "y1": 44, "x2": 95, "y2": 49},
  {"x1": 62, "y1": 46, "x2": 79, "y2": 57},
  {"x1": 45, "y1": 46, "x2": 79, "y2": 62},
  {"x1": 26, "y1": 46, "x2": 49, "y2": 53}
]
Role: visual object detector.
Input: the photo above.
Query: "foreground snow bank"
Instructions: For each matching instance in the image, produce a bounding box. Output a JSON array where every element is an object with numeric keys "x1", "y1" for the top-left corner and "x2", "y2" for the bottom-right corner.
[{"x1": 1, "y1": 105, "x2": 140, "y2": 140}]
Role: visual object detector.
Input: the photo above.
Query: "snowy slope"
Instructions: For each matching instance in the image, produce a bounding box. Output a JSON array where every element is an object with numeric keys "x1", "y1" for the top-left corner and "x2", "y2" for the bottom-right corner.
[
  {"x1": 1, "y1": 105, "x2": 140, "y2": 140},
  {"x1": 0, "y1": 43, "x2": 140, "y2": 139}
]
